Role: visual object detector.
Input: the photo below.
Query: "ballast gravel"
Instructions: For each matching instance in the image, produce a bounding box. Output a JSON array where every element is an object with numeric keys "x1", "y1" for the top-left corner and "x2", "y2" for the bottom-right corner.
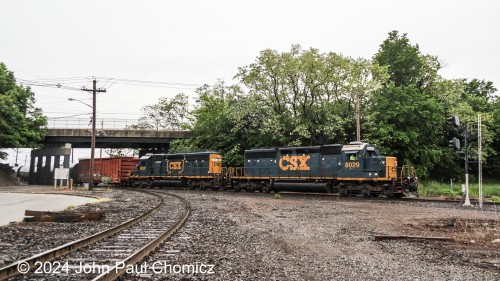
[
  {"x1": 1, "y1": 186, "x2": 499, "y2": 280},
  {"x1": 147, "y1": 190, "x2": 499, "y2": 281}
]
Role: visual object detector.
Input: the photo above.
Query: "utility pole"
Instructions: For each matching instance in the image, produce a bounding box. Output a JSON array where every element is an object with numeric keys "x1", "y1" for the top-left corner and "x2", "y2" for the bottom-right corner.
[
  {"x1": 82, "y1": 79, "x2": 106, "y2": 190},
  {"x1": 478, "y1": 113, "x2": 483, "y2": 209},
  {"x1": 356, "y1": 93, "x2": 361, "y2": 142}
]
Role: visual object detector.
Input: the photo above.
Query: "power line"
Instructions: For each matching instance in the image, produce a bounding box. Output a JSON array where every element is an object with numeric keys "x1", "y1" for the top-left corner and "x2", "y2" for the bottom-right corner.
[
  {"x1": 17, "y1": 79, "x2": 84, "y2": 91},
  {"x1": 18, "y1": 76, "x2": 202, "y2": 90}
]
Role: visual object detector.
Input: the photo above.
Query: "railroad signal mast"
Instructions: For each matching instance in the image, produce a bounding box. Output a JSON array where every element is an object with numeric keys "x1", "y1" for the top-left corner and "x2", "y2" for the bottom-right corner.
[{"x1": 447, "y1": 115, "x2": 475, "y2": 207}]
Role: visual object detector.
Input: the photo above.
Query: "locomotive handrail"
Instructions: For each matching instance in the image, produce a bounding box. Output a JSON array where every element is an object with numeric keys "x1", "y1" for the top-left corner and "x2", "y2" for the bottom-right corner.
[{"x1": 228, "y1": 167, "x2": 244, "y2": 177}]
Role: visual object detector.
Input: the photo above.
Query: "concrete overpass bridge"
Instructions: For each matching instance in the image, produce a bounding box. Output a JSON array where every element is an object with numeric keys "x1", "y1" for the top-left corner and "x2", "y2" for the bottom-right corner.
[
  {"x1": 43, "y1": 128, "x2": 194, "y2": 149},
  {"x1": 29, "y1": 125, "x2": 194, "y2": 185}
]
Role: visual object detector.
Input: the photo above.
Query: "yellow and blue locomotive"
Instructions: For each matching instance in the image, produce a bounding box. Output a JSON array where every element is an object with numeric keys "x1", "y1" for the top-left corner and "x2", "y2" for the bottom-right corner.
[
  {"x1": 228, "y1": 142, "x2": 418, "y2": 197},
  {"x1": 130, "y1": 151, "x2": 223, "y2": 189}
]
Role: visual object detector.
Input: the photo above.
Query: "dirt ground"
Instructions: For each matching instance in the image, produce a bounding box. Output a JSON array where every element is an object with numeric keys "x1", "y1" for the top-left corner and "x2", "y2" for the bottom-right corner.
[{"x1": 158, "y1": 190, "x2": 500, "y2": 280}]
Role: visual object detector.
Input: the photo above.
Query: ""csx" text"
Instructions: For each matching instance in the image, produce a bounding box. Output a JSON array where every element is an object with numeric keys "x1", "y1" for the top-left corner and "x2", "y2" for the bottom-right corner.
[
  {"x1": 279, "y1": 156, "x2": 310, "y2": 171},
  {"x1": 169, "y1": 161, "x2": 183, "y2": 170}
]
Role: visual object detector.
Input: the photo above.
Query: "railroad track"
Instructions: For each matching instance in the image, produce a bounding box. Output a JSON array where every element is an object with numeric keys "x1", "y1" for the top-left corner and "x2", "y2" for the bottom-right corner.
[
  {"x1": 0, "y1": 191, "x2": 190, "y2": 281},
  {"x1": 148, "y1": 187, "x2": 499, "y2": 207}
]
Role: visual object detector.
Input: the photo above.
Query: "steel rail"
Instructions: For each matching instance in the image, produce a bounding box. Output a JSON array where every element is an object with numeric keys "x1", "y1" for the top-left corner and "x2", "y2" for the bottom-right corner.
[
  {"x1": 0, "y1": 190, "x2": 164, "y2": 281},
  {"x1": 92, "y1": 192, "x2": 190, "y2": 281}
]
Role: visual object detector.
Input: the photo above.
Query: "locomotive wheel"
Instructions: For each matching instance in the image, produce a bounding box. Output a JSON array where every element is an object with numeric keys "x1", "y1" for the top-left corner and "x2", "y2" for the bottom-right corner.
[{"x1": 339, "y1": 187, "x2": 348, "y2": 197}]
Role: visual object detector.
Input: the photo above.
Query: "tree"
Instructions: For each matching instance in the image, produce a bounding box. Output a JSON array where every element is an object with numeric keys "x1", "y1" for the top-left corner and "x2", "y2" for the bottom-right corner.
[
  {"x1": 369, "y1": 31, "x2": 445, "y2": 175},
  {"x1": 129, "y1": 93, "x2": 189, "y2": 130},
  {"x1": 0, "y1": 63, "x2": 47, "y2": 159},
  {"x1": 366, "y1": 85, "x2": 444, "y2": 175},
  {"x1": 105, "y1": 148, "x2": 137, "y2": 158},
  {"x1": 236, "y1": 45, "x2": 384, "y2": 146}
]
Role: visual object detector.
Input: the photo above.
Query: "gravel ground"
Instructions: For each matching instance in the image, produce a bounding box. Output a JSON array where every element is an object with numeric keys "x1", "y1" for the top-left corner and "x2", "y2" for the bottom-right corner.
[
  {"x1": 1, "y1": 186, "x2": 499, "y2": 280},
  {"x1": 143, "y1": 190, "x2": 499, "y2": 281},
  {"x1": 0, "y1": 186, "x2": 160, "y2": 268}
]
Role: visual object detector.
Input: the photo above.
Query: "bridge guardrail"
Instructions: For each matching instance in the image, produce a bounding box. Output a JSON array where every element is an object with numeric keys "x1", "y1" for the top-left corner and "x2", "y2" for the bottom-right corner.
[{"x1": 47, "y1": 118, "x2": 140, "y2": 130}]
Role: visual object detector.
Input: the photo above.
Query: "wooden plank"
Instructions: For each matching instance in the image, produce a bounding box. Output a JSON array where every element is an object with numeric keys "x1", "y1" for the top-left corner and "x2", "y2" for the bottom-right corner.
[
  {"x1": 373, "y1": 235, "x2": 454, "y2": 242},
  {"x1": 24, "y1": 210, "x2": 105, "y2": 222}
]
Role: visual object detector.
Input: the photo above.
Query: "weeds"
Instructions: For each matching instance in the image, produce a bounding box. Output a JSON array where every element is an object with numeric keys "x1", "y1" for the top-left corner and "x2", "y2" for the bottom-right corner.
[
  {"x1": 491, "y1": 196, "x2": 500, "y2": 203},
  {"x1": 64, "y1": 205, "x2": 77, "y2": 211},
  {"x1": 419, "y1": 181, "x2": 500, "y2": 198}
]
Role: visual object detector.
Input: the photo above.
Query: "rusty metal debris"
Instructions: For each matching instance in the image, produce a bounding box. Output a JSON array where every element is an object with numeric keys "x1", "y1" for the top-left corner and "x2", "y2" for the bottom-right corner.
[
  {"x1": 23, "y1": 210, "x2": 105, "y2": 222},
  {"x1": 446, "y1": 217, "x2": 457, "y2": 227},
  {"x1": 373, "y1": 235, "x2": 454, "y2": 242}
]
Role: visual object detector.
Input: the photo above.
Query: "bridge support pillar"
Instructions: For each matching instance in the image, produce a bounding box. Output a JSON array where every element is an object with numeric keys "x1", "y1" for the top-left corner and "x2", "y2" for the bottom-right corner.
[{"x1": 29, "y1": 145, "x2": 71, "y2": 185}]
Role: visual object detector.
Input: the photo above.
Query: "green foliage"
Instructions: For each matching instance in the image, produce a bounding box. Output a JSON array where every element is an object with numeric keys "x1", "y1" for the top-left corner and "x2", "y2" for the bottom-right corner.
[
  {"x1": 419, "y1": 181, "x2": 500, "y2": 198},
  {"x1": 366, "y1": 84, "x2": 444, "y2": 175},
  {"x1": 105, "y1": 148, "x2": 137, "y2": 158},
  {"x1": 0, "y1": 63, "x2": 47, "y2": 159},
  {"x1": 128, "y1": 93, "x2": 189, "y2": 130},
  {"x1": 168, "y1": 139, "x2": 200, "y2": 154},
  {"x1": 374, "y1": 31, "x2": 439, "y2": 89},
  {"x1": 274, "y1": 193, "x2": 281, "y2": 199},
  {"x1": 491, "y1": 196, "x2": 500, "y2": 202},
  {"x1": 236, "y1": 45, "x2": 384, "y2": 146}
]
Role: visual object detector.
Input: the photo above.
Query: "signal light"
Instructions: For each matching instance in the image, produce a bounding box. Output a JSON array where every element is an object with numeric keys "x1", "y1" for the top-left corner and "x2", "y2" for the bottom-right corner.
[
  {"x1": 448, "y1": 137, "x2": 460, "y2": 150},
  {"x1": 447, "y1": 116, "x2": 460, "y2": 128}
]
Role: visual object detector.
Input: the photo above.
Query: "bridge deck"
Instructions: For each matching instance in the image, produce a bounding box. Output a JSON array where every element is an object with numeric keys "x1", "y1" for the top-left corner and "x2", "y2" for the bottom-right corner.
[{"x1": 43, "y1": 129, "x2": 194, "y2": 148}]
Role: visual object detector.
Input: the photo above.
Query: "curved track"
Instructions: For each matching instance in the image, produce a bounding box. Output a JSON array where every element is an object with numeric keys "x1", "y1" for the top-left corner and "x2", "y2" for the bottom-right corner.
[{"x1": 0, "y1": 191, "x2": 190, "y2": 281}]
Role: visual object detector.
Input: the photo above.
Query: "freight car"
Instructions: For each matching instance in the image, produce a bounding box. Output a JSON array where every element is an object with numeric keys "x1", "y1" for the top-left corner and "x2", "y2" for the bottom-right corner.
[
  {"x1": 129, "y1": 151, "x2": 223, "y2": 189},
  {"x1": 78, "y1": 157, "x2": 139, "y2": 186},
  {"x1": 228, "y1": 142, "x2": 418, "y2": 197}
]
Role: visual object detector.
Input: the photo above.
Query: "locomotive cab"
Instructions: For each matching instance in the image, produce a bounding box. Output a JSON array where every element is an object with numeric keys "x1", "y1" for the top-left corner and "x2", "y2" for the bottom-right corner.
[{"x1": 338, "y1": 142, "x2": 386, "y2": 179}]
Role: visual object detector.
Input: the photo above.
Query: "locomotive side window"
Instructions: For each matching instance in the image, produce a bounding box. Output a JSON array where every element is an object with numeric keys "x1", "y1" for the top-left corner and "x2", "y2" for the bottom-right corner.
[{"x1": 348, "y1": 153, "x2": 357, "y2": 161}]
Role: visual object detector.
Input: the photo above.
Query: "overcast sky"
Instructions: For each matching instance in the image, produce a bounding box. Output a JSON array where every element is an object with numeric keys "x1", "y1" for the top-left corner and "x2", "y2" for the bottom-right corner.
[{"x1": 1, "y1": 0, "x2": 499, "y2": 164}]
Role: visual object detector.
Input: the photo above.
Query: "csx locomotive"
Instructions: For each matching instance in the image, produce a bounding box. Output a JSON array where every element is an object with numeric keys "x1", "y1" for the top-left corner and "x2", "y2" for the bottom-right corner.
[{"x1": 129, "y1": 142, "x2": 418, "y2": 198}]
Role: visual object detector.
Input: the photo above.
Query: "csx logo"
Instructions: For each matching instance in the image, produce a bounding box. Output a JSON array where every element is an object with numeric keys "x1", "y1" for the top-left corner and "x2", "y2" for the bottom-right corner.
[
  {"x1": 169, "y1": 161, "x2": 183, "y2": 170},
  {"x1": 279, "y1": 156, "x2": 310, "y2": 171}
]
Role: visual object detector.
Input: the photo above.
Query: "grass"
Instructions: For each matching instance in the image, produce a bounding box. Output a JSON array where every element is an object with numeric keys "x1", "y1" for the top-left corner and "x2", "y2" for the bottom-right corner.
[
  {"x1": 419, "y1": 181, "x2": 500, "y2": 199},
  {"x1": 274, "y1": 193, "x2": 282, "y2": 199},
  {"x1": 64, "y1": 205, "x2": 77, "y2": 211}
]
